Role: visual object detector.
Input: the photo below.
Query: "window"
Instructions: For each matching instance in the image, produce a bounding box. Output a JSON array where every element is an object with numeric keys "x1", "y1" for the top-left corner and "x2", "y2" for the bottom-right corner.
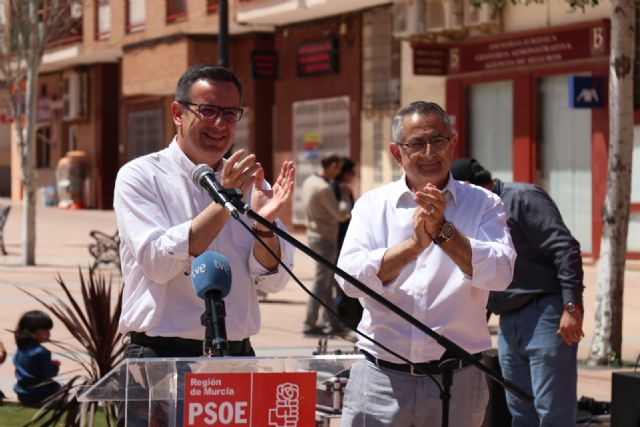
[
  {"x1": 207, "y1": 0, "x2": 219, "y2": 14},
  {"x1": 363, "y1": 8, "x2": 400, "y2": 111},
  {"x1": 166, "y1": 0, "x2": 187, "y2": 22},
  {"x1": 96, "y1": 0, "x2": 111, "y2": 40},
  {"x1": 127, "y1": 0, "x2": 145, "y2": 33},
  {"x1": 127, "y1": 108, "x2": 163, "y2": 159},
  {"x1": 292, "y1": 96, "x2": 350, "y2": 224},
  {"x1": 36, "y1": 126, "x2": 51, "y2": 169},
  {"x1": 635, "y1": 7, "x2": 640, "y2": 109}
]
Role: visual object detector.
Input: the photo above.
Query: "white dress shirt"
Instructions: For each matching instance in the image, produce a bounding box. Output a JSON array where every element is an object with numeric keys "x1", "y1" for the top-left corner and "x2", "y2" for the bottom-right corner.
[
  {"x1": 336, "y1": 175, "x2": 516, "y2": 363},
  {"x1": 114, "y1": 139, "x2": 294, "y2": 341}
]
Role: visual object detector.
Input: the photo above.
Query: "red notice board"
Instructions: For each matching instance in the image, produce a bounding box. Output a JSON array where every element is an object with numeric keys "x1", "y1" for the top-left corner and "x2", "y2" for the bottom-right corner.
[{"x1": 184, "y1": 372, "x2": 317, "y2": 426}]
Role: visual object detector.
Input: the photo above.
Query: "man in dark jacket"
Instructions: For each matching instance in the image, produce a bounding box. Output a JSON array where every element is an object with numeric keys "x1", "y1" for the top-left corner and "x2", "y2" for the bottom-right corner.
[{"x1": 451, "y1": 158, "x2": 584, "y2": 427}]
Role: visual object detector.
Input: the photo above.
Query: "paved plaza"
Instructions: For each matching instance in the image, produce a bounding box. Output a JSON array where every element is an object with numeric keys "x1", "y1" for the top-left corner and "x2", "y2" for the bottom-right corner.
[{"x1": 0, "y1": 198, "x2": 639, "y2": 409}]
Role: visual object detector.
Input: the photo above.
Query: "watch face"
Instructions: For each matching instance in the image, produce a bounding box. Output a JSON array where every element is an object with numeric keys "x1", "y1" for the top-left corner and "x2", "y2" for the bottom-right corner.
[{"x1": 442, "y1": 222, "x2": 455, "y2": 239}]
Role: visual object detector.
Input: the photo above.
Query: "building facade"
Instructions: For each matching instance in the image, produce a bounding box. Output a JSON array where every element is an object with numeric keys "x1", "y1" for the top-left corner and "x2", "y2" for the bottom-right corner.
[{"x1": 5, "y1": 0, "x2": 639, "y2": 258}]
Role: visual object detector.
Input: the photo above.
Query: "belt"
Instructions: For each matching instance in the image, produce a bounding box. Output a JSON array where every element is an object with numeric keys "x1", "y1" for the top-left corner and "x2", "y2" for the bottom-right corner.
[
  {"x1": 128, "y1": 332, "x2": 252, "y2": 356},
  {"x1": 362, "y1": 350, "x2": 484, "y2": 376}
]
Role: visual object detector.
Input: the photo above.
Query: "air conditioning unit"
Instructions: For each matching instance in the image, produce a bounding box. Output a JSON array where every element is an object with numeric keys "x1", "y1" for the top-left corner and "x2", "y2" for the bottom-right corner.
[
  {"x1": 62, "y1": 71, "x2": 89, "y2": 121},
  {"x1": 393, "y1": 0, "x2": 426, "y2": 38},
  {"x1": 464, "y1": 2, "x2": 499, "y2": 27},
  {"x1": 425, "y1": 0, "x2": 463, "y2": 33}
]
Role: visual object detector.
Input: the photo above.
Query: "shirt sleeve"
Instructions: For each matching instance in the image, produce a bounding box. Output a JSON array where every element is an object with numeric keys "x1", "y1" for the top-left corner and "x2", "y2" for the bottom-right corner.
[
  {"x1": 467, "y1": 195, "x2": 517, "y2": 291},
  {"x1": 249, "y1": 219, "x2": 295, "y2": 293},
  {"x1": 335, "y1": 197, "x2": 389, "y2": 298},
  {"x1": 35, "y1": 346, "x2": 59, "y2": 379},
  {"x1": 114, "y1": 164, "x2": 192, "y2": 284},
  {"x1": 513, "y1": 187, "x2": 584, "y2": 304}
]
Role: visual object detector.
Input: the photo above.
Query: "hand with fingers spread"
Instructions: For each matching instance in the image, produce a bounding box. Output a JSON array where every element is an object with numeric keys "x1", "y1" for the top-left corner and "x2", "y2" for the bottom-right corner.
[
  {"x1": 251, "y1": 160, "x2": 296, "y2": 223},
  {"x1": 220, "y1": 149, "x2": 261, "y2": 198}
]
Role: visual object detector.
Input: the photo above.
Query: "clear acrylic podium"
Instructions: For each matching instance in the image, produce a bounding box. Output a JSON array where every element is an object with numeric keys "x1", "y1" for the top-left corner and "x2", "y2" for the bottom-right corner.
[{"x1": 79, "y1": 355, "x2": 363, "y2": 426}]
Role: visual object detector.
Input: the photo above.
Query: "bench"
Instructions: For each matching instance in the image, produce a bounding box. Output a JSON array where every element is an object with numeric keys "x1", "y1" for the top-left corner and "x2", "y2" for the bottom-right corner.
[
  {"x1": 0, "y1": 205, "x2": 10, "y2": 255},
  {"x1": 88, "y1": 229, "x2": 121, "y2": 271}
]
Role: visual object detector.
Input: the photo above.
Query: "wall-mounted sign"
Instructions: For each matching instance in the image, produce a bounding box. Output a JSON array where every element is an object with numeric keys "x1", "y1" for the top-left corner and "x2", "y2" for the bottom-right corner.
[
  {"x1": 251, "y1": 50, "x2": 278, "y2": 80},
  {"x1": 569, "y1": 76, "x2": 605, "y2": 108},
  {"x1": 413, "y1": 20, "x2": 610, "y2": 76},
  {"x1": 37, "y1": 97, "x2": 53, "y2": 123},
  {"x1": 184, "y1": 372, "x2": 316, "y2": 427},
  {"x1": 303, "y1": 131, "x2": 321, "y2": 159},
  {"x1": 297, "y1": 39, "x2": 339, "y2": 77}
]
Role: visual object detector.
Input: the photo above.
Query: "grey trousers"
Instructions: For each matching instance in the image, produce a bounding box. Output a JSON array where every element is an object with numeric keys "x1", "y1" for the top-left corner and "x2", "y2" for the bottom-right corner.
[{"x1": 303, "y1": 235, "x2": 342, "y2": 331}]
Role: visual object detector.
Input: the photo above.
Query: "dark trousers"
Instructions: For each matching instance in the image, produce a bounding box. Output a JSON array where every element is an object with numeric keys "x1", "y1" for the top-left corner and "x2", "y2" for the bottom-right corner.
[{"x1": 117, "y1": 333, "x2": 254, "y2": 426}]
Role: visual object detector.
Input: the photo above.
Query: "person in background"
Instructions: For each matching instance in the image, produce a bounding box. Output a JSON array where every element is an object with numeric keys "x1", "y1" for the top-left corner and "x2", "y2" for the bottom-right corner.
[
  {"x1": 301, "y1": 154, "x2": 351, "y2": 337},
  {"x1": 0, "y1": 338, "x2": 6, "y2": 401},
  {"x1": 13, "y1": 310, "x2": 61, "y2": 405},
  {"x1": 450, "y1": 157, "x2": 584, "y2": 427},
  {"x1": 337, "y1": 101, "x2": 516, "y2": 426},
  {"x1": 332, "y1": 157, "x2": 363, "y2": 330}
]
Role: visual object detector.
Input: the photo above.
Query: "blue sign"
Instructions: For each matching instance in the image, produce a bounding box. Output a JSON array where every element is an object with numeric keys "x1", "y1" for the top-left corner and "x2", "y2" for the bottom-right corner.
[{"x1": 569, "y1": 76, "x2": 604, "y2": 108}]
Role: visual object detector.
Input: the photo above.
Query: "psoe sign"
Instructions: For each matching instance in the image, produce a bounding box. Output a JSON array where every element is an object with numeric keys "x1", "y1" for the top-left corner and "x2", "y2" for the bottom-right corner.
[{"x1": 184, "y1": 372, "x2": 316, "y2": 426}]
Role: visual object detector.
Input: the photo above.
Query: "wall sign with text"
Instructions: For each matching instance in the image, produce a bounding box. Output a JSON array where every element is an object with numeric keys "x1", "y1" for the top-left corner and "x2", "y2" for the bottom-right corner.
[
  {"x1": 184, "y1": 372, "x2": 316, "y2": 426},
  {"x1": 251, "y1": 50, "x2": 279, "y2": 80},
  {"x1": 413, "y1": 20, "x2": 610, "y2": 76},
  {"x1": 297, "y1": 39, "x2": 339, "y2": 77}
]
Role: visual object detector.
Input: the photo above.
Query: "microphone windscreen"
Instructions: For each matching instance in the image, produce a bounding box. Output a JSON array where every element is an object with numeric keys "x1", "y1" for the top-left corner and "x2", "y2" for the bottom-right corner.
[
  {"x1": 191, "y1": 251, "x2": 232, "y2": 299},
  {"x1": 192, "y1": 164, "x2": 214, "y2": 186}
]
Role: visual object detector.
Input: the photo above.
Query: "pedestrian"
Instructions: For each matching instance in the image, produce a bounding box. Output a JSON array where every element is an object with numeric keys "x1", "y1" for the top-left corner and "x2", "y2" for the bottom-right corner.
[
  {"x1": 332, "y1": 157, "x2": 363, "y2": 329},
  {"x1": 451, "y1": 157, "x2": 584, "y2": 427},
  {"x1": 114, "y1": 64, "x2": 296, "y2": 360},
  {"x1": 336, "y1": 101, "x2": 516, "y2": 426},
  {"x1": 12, "y1": 310, "x2": 61, "y2": 405},
  {"x1": 301, "y1": 154, "x2": 351, "y2": 337}
]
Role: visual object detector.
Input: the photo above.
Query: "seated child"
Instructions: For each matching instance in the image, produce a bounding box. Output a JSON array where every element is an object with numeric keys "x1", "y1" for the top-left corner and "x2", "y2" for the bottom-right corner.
[{"x1": 13, "y1": 310, "x2": 61, "y2": 405}]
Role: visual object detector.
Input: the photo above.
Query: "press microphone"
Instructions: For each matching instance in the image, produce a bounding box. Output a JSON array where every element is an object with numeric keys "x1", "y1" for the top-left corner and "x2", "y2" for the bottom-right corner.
[
  {"x1": 191, "y1": 164, "x2": 240, "y2": 219},
  {"x1": 191, "y1": 251, "x2": 232, "y2": 356}
]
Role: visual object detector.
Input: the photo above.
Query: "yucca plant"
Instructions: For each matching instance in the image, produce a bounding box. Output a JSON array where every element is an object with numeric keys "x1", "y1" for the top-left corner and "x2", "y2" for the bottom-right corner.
[{"x1": 18, "y1": 267, "x2": 124, "y2": 426}]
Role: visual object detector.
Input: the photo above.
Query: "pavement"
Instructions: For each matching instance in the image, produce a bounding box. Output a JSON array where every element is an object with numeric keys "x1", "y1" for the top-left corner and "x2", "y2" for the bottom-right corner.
[{"x1": 0, "y1": 197, "x2": 639, "y2": 409}]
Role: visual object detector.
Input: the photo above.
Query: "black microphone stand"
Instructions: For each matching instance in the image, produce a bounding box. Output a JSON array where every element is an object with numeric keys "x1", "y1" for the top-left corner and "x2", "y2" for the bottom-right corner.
[
  {"x1": 219, "y1": 189, "x2": 533, "y2": 425},
  {"x1": 201, "y1": 290, "x2": 229, "y2": 357}
]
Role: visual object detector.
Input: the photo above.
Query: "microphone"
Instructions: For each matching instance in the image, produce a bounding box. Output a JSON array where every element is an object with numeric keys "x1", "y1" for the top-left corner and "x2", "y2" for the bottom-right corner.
[
  {"x1": 191, "y1": 164, "x2": 240, "y2": 219},
  {"x1": 191, "y1": 251, "x2": 232, "y2": 356}
]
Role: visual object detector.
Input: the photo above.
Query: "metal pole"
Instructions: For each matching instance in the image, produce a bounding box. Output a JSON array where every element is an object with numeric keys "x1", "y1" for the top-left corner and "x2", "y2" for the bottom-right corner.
[{"x1": 218, "y1": 0, "x2": 229, "y2": 67}]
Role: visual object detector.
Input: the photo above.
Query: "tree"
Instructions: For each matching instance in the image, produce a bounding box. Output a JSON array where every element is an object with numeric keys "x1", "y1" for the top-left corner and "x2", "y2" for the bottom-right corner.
[
  {"x1": 477, "y1": 0, "x2": 635, "y2": 366},
  {"x1": 0, "y1": 0, "x2": 82, "y2": 265},
  {"x1": 588, "y1": 0, "x2": 635, "y2": 366}
]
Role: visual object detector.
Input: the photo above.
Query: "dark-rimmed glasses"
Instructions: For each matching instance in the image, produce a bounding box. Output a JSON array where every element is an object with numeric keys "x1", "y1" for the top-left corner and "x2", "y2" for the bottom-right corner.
[
  {"x1": 180, "y1": 101, "x2": 244, "y2": 123},
  {"x1": 396, "y1": 136, "x2": 452, "y2": 153}
]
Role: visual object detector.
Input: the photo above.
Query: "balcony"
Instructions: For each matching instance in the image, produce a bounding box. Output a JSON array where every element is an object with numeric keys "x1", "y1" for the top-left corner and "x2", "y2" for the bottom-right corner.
[{"x1": 236, "y1": 0, "x2": 390, "y2": 26}]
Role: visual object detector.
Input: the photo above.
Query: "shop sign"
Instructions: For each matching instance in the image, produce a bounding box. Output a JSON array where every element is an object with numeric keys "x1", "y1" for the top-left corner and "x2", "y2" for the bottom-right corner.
[
  {"x1": 569, "y1": 75, "x2": 604, "y2": 108},
  {"x1": 37, "y1": 97, "x2": 53, "y2": 123},
  {"x1": 183, "y1": 372, "x2": 316, "y2": 427},
  {"x1": 413, "y1": 20, "x2": 610, "y2": 75},
  {"x1": 251, "y1": 50, "x2": 278, "y2": 80},
  {"x1": 303, "y1": 132, "x2": 321, "y2": 159},
  {"x1": 297, "y1": 39, "x2": 338, "y2": 77}
]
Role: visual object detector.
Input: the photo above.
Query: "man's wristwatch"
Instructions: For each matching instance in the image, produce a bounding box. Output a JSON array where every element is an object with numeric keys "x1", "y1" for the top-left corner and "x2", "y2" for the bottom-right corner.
[
  {"x1": 564, "y1": 302, "x2": 581, "y2": 313},
  {"x1": 433, "y1": 221, "x2": 455, "y2": 246}
]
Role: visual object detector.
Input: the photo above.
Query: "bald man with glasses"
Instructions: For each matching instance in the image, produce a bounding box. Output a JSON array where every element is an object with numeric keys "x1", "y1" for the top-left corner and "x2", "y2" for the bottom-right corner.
[{"x1": 336, "y1": 101, "x2": 516, "y2": 426}]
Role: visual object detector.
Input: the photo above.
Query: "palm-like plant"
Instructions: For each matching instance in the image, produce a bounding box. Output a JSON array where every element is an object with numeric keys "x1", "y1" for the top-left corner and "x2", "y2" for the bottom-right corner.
[{"x1": 18, "y1": 267, "x2": 123, "y2": 426}]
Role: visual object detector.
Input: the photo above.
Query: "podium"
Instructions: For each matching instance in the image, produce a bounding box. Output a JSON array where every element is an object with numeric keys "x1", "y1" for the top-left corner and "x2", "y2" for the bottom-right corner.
[{"x1": 79, "y1": 355, "x2": 362, "y2": 427}]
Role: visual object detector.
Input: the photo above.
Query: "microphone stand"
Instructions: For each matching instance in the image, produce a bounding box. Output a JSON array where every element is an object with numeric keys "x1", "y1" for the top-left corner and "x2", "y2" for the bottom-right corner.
[
  {"x1": 220, "y1": 189, "x2": 533, "y2": 425},
  {"x1": 201, "y1": 291, "x2": 228, "y2": 357}
]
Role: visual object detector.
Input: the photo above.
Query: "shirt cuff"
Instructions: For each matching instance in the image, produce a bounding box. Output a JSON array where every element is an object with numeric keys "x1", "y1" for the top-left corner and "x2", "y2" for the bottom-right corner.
[{"x1": 159, "y1": 220, "x2": 192, "y2": 260}]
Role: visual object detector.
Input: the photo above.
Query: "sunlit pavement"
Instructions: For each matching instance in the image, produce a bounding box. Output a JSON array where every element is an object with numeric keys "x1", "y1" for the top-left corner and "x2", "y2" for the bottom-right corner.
[{"x1": 1, "y1": 198, "x2": 638, "y2": 406}]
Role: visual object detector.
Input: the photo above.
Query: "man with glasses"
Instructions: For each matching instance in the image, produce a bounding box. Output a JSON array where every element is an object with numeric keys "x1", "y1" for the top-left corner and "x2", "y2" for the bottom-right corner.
[
  {"x1": 114, "y1": 64, "x2": 296, "y2": 361},
  {"x1": 336, "y1": 101, "x2": 516, "y2": 426}
]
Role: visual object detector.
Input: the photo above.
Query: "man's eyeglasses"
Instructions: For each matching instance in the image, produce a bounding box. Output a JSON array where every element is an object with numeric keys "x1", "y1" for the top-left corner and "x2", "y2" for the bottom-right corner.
[
  {"x1": 396, "y1": 136, "x2": 452, "y2": 153},
  {"x1": 180, "y1": 102, "x2": 244, "y2": 123}
]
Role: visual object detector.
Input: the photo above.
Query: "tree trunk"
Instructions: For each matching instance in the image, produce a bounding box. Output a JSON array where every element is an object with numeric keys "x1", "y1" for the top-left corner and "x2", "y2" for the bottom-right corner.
[
  {"x1": 20, "y1": 53, "x2": 41, "y2": 266},
  {"x1": 588, "y1": 0, "x2": 635, "y2": 366}
]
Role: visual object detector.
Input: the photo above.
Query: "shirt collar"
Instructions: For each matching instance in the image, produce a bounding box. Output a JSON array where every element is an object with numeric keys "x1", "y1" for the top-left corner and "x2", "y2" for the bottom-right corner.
[{"x1": 391, "y1": 172, "x2": 459, "y2": 207}]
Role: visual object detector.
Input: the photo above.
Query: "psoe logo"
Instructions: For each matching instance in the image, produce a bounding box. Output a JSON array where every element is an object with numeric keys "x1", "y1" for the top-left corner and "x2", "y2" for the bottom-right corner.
[{"x1": 268, "y1": 383, "x2": 300, "y2": 427}]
